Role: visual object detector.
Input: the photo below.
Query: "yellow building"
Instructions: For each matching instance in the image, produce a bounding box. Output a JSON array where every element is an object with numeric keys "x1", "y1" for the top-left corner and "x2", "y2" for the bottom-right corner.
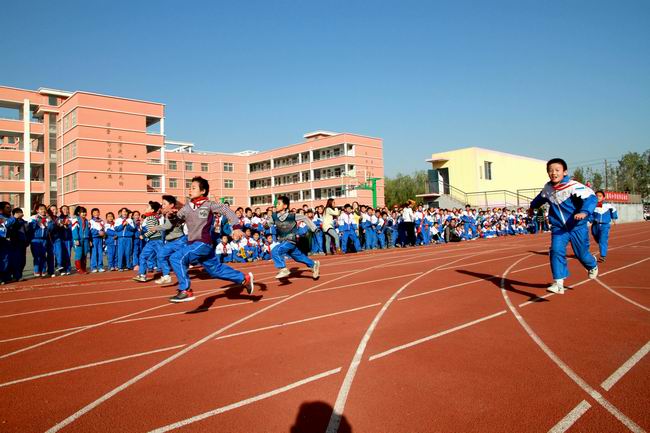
[{"x1": 420, "y1": 147, "x2": 549, "y2": 208}]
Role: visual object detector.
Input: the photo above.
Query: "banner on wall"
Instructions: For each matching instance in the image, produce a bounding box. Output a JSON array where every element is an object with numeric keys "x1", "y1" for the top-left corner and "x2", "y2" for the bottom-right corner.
[{"x1": 604, "y1": 191, "x2": 629, "y2": 203}]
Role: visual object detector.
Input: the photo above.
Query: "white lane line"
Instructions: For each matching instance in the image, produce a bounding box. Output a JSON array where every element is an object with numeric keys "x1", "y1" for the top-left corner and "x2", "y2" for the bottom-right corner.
[
  {"x1": 611, "y1": 286, "x2": 650, "y2": 290},
  {"x1": 547, "y1": 400, "x2": 592, "y2": 433},
  {"x1": 435, "y1": 252, "x2": 530, "y2": 270},
  {"x1": 44, "y1": 249, "x2": 425, "y2": 433},
  {"x1": 215, "y1": 303, "x2": 381, "y2": 341},
  {"x1": 500, "y1": 255, "x2": 645, "y2": 433},
  {"x1": 369, "y1": 310, "x2": 507, "y2": 361},
  {"x1": 325, "y1": 251, "x2": 488, "y2": 433},
  {"x1": 595, "y1": 278, "x2": 650, "y2": 312},
  {"x1": 0, "y1": 288, "x2": 223, "y2": 360},
  {"x1": 0, "y1": 294, "x2": 179, "y2": 318},
  {"x1": 148, "y1": 367, "x2": 342, "y2": 433},
  {"x1": 310, "y1": 273, "x2": 423, "y2": 294},
  {"x1": 0, "y1": 345, "x2": 186, "y2": 388},
  {"x1": 601, "y1": 341, "x2": 650, "y2": 391},
  {"x1": 398, "y1": 277, "x2": 497, "y2": 301},
  {"x1": 0, "y1": 284, "x2": 155, "y2": 304},
  {"x1": 113, "y1": 295, "x2": 291, "y2": 324},
  {"x1": 0, "y1": 325, "x2": 88, "y2": 343}
]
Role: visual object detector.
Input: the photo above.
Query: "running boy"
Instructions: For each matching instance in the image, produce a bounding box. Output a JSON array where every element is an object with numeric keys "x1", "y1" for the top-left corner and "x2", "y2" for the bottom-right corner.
[
  {"x1": 589, "y1": 190, "x2": 618, "y2": 262},
  {"x1": 168, "y1": 176, "x2": 253, "y2": 302},
  {"x1": 269, "y1": 195, "x2": 320, "y2": 280},
  {"x1": 529, "y1": 158, "x2": 599, "y2": 294}
]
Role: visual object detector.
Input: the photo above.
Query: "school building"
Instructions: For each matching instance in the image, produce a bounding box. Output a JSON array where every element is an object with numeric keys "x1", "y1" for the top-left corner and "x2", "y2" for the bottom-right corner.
[
  {"x1": 419, "y1": 147, "x2": 549, "y2": 208},
  {"x1": 0, "y1": 85, "x2": 384, "y2": 212}
]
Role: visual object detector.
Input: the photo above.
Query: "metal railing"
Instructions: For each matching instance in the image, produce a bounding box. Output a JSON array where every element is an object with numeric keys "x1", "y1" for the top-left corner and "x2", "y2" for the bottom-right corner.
[{"x1": 424, "y1": 181, "x2": 535, "y2": 209}]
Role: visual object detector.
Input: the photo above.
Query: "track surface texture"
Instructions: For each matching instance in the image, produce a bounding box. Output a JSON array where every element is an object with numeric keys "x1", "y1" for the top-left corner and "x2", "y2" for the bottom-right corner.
[{"x1": 1, "y1": 222, "x2": 649, "y2": 433}]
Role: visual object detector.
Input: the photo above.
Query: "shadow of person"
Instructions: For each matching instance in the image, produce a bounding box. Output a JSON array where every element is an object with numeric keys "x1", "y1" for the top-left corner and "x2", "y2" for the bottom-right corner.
[
  {"x1": 185, "y1": 286, "x2": 262, "y2": 314},
  {"x1": 455, "y1": 269, "x2": 550, "y2": 302},
  {"x1": 290, "y1": 401, "x2": 352, "y2": 433}
]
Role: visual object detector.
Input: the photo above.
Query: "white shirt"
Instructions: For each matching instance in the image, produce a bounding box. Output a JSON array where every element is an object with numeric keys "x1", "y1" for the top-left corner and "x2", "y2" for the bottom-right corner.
[
  {"x1": 216, "y1": 243, "x2": 232, "y2": 255},
  {"x1": 402, "y1": 207, "x2": 414, "y2": 223}
]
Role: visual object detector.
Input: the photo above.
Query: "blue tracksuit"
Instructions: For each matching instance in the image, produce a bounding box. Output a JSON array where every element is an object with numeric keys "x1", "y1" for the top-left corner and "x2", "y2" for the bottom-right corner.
[
  {"x1": 115, "y1": 217, "x2": 135, "y2": 269},
  {"x1": 133, "y1": 221, "x2": 144, "y2": 268},
  {"x1": 89, "y1": 218, "x2": 105, "y2": 271},
  {"x1": 52, "y1": 215, "x2": 73, "y2": 273},
  {"x1": 590, "y1": 202, "x2": 618, "y2": 258},
  {"x1": 7, "y1": 217, "x2": 28, "y2": 281},
  {"x1": 71, "y1": 216, "x2": 91, "y2": 268},
  {"x1": 311, "y1": 218, "x2": 324, "y2": 254},
  {"x1": 171, "y1": 241, "x2": 244, "y2": 291},
  {"x1": 28, "y1": 215, "x2": 55, "y2": 275},
  {"x1": 339, "y1": 214, "x2": 361, "y2": 253},
  {"x1": 362, "y1": 216, "x2": 378, "y2": 250},
  {"x1": 530, "y1": 176, "x2": 598, "y2": 280},
  {"x1": 0, "y1": 215, "x2": 15, "y2": 282},
  {"x1": 105, "y1": 223, "x2": 118, "y2": 269}
]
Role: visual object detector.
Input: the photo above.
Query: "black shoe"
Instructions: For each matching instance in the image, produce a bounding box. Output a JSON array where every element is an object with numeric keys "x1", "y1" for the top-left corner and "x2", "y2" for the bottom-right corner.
[{"x1": 169, "y1": 289, "x2": 195, "y2": 303}]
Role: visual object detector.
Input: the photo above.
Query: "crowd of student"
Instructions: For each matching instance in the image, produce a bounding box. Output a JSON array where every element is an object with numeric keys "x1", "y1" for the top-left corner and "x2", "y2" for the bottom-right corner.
[{"x1": 0, "y1": 194, "x2": 552, "y2": 285}]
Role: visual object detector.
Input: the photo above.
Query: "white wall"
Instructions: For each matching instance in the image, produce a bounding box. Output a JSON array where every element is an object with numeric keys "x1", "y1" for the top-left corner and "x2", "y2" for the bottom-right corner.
[{"x1": 615, "y1": 204, "x2": 644, "y2": 223}]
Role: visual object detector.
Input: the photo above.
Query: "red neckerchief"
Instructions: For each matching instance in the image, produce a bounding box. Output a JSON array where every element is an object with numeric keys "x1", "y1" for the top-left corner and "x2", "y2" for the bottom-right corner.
[
  {"x1": 191, "y1": 197, "x2": 208, "y2": 208},
  {"x1": 81, "y1": 218, "x2": 86, "y2": 230},
  {"x1": 596, "y1": 201, "x2": 604, "y2": 208},
  {"x1": 142, "y1": 212, "x2": 158, "y2": 218}
]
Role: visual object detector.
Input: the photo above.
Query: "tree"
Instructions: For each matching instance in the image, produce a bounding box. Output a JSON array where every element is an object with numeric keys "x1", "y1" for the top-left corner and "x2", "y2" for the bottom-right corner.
[
  {"x1": 592, "y1": 172, "x2": 603, "y2": 191},
  {"x1": 384, "y1": 171, "x2": 427, "y2": 207},
  {"x1": 572, "y1": 167, "x2": 586, "y2": 184},
  {"x1": 615, "y1": 151, "x2": 649, "y2": 197}
]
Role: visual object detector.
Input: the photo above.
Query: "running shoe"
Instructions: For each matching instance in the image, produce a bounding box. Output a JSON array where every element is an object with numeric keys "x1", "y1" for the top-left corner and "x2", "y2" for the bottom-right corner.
[
  {"x1": 155, "y1": 275, "x2": 173, "y2": 285},
  {"x1": 170, "y1": 289, "x2": 195, "y2": 303},
  {"x1": 312, "y1": 261, "x2": 320, "y2": 279},
  {"x1": 547, "y1": 282, "x2": 565, "y2": 295},
  {"x1": 275, "y1": 268, "x2": 291, "y2": 279},
  {"x1": 588, "y1": 266, "x2": 599, "y2": 279},
  {"x1": 132, "y1": 275, "x2": 148, "y2": 282},
  {"x1": 242, "y1": 272, "x2": 254, "y2": 295}
]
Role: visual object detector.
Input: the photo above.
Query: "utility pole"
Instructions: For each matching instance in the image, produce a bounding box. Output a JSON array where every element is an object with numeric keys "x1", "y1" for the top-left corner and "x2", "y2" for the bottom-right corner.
[{"x1": 604, "y1": 159, "x2": 608, "y2": 190}]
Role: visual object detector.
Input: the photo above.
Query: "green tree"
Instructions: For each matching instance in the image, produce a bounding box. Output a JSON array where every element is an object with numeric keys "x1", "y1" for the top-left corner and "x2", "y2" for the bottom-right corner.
[
  {"x1": 616, "y1": 151, "x2": 650, "y2": 197},
  {"x1": 572, "y1": 167, "x2": 586, "y2": 184},
  {"x1": 384, "y1": 171, "x2": 427, "y2": 207},
  {"x1": 592, "y1": 172, "x2": 603, "y2": 191}
]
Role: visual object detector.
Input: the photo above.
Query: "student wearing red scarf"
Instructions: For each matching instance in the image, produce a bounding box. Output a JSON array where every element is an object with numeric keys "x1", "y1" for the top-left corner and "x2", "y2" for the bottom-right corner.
[{"x1": 589, "y1": 190, "x2": 618, "y2": 263}]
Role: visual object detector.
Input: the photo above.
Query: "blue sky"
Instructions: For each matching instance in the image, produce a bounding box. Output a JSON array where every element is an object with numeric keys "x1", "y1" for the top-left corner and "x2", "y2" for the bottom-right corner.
[{"x1": 2, "y1": 0, "x2": 648, "y2": 176}]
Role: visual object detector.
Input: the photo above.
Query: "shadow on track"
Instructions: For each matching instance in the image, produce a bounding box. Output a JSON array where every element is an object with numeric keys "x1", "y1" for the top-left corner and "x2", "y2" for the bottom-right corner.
[
  {"x1": 185, "y1": 286, "x2": 263, "y2": 314},
  {"x1": 290, "y1": 401, "x2": 352, "y2": 433},
  {"x1": 456, "y1": 269, "x2": 550, "y2": 302}
]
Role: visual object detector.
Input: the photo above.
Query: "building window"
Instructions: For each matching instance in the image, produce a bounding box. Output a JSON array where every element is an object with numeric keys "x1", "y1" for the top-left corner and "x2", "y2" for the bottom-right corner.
[
  {"x1": 48, "y1": 96, "x2": 58, "y2": 106},
  {"x1": 484, "y1": 161, "x2": 492, "y2": 180},
  {"x1": 221, "y1": 196, "x2": 234, "y2": 205},
  {"x1": 185, "y1": 162, "x2": 193, "y2": 172},
  {"x1": 223, "y1": 162, "x2": 233, "y2": 172},
  {"x1": 169, "y1": 178, "x2": 178, "y2": 189},
  {"x1": 71, "y1": 141, "x2": 77, "y2": 158},
  {"x1": 71, "y1": 109, "x2": 77, "y2": 127},
  {"x1": 151, "y1": 177, "x2": 161, "y2": 189},
  {"x1": 224, "y1": 179, "x2": 234, "y2": 189},
  {"x1": 185, "y1": 179, "x2": 192, "y2": 189},
  {"x1": 201, "y1": 162, "x2": 209, "y2": 172},
  {"x1": 168, "y1": 160, "x2": 177, "y2": 171},
  {"x1": 72, "y1": 173, "x2": 77, "y2": 190}
]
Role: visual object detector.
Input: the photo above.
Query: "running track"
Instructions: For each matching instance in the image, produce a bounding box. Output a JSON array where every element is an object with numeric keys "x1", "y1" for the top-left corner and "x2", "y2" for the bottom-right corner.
[{"x1": 0, "y1": 222, "x2": 648, "y2": 433}]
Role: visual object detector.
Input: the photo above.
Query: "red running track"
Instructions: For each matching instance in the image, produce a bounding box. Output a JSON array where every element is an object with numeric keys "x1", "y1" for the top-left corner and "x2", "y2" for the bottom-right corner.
[{"x1": 0, "y1": 222, "x2": 648, "y2": 433}]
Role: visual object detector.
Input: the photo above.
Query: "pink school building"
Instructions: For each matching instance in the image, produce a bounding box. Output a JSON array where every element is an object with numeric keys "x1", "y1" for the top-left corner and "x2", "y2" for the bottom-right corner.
[{"x1": 0, "y1": 85, "x2": 384, "y2": 212}]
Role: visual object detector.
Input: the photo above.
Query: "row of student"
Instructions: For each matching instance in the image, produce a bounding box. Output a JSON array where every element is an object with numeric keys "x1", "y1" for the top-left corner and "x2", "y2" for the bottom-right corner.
[{"x1": 0, "y1": 175, "x2": 616, "y2": 290}]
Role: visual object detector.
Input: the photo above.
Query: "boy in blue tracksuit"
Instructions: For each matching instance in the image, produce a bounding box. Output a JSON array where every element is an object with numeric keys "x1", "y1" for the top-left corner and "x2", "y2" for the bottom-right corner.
[
  {"x1": 529, "y1": 158, "x2": 599, "y2": 295},
  {"x1": 71, "y1": 206, "x2": 91, "y2": 274},
  {"x1": 89, "y1": 208, "x2": 106, "y2": 272},
  {"x1": 115, "y1": 208, "x2": 135, "y2": 271},
  {"x1": 338, "y1": 205, "x2": 361, "y2": 253},
  {"x1": 105, "y1": 212, "x2": 118, "y2": 271},
  {"x1": 52, "y1": 206, "x2": 73, "y2": 275},
  {"x1": 8, "y1": 208, "x2": 28, "y2": 282},
  {"x1": 28, "y1": 204, "x2": 55, "y2": 277},
  {"x1": 589, "y1": 190, "x2": 618, "y2": 263},
  {"x1": 0, "y1": 201, "x2": 14, "y2": 283},
  {"x1": 132, "y1": 211, "x2": 144, "y2": 270},
  {"x1": 133, "y1": 201, "x2": 164, "y2": 282}
]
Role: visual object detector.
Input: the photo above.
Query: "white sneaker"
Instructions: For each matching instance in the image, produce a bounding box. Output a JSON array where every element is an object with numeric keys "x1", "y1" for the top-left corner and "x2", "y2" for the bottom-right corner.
[
  {"x1": 588, "y1": 267, "x2": 599, "y2": 279},
  {"x1": 155, "y1": 275, "x2": 173, "y2": 285},
  {"x1": 98, "y1": 269, "x2": 105, "y2": 273},
  {"x1": 547, "y1": 282, "x2": 565, "y2": 295},
  {"x1": 132, "y1": 275, "x2": 148, "y2": 282},
  {"x1": 91, "y1": 269, "x2": 98, "y2": 273},
  {"x1": 275, "y1": 268, "x2": 291, "y2": 279},
  {"x1": 312, "y1": 261, "x2": 320, "y2": 279}
]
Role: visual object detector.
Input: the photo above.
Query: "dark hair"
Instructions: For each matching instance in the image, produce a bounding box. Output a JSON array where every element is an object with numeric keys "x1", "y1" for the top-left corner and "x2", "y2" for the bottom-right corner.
[
  {"x1": 148, "y1": 201, "x2": 162, "y2": 213},
  {"x1": 74, "y1": 206, "x2": 87, "y2": 216},
  {"x1": 192, "y1": 176, "x2": 209, "y2": 196},
  {"x1": 60, "y1": 205, "x2": 69, "y2": 212},
  {"x1": 278, "y1": 195, "x2": 290, "y2": 207},
  {"x1": 118, "y1": 207, "x2": 130, "y2": 214},
  {"x1": 344, "y1": 203, "x2": 352, "y2": 209},
  {"x1": 35, "y1": 203, "x2": 46, "y2": 211},
  {"x1": 546, "y1": 158, "x2": 568, "y2": 171},
  {"x1": 106, "y1": 212, "x2": 115, "y2": 219},
  {"x1": 245, "y1": 207, "x2": 252, "y2": 213},
  {"x1": 91, "y1": 208, "x2": 100, "y2": 214},
  {"x1": 12, "y1": 207, "x2": 23, "y2": 215},
  {"x1": 595, "y1": 190, "x2": 605, "y2": 196},
  {"x1": 0, "y1": 201, "x2": 9, "y2": 210},
  {"x1": 162, "y1": 195, "x2": 176, "y2": 205},
  {"x1": 325, "y1": 198, "x2": 335, "y2": 209}
]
